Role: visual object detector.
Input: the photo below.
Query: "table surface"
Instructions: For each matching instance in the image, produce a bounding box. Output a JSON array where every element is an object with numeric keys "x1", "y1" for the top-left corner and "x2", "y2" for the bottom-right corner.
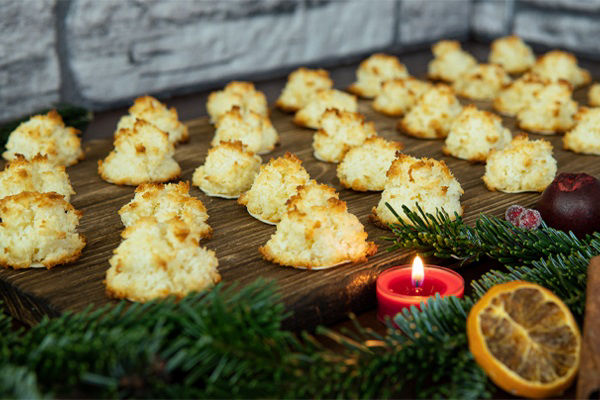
[{"x1": 44, "y1": 40, "x2": 598, "y2": 398}]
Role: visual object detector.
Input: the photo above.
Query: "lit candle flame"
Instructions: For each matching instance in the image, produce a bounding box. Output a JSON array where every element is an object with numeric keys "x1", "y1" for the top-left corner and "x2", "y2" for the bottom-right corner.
[{"x1": 411, "y1": 255, "x2": 425, "y2": 288}]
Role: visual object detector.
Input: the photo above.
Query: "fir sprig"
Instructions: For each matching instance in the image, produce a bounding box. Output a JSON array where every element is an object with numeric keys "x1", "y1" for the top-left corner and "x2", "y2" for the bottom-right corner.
[{"x1": 384, "y1": 203, "x2": 591, "y2": 266}]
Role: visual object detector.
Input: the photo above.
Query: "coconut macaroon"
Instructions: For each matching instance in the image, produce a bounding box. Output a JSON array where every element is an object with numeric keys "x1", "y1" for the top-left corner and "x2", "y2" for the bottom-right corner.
[
  {"x1": 531, "y1": 50, "x2": 591, "y2": 88},
  {"x1": 399, "y1": 84, "x2": 462, "y2": 139},
  {"x1": 193, "y1": 140, "x2": 262, "y2": 199},
  {"x1": 516, "y1": 81, "x2": 578, "y2": 134},
  {"x1": 211, "y1": 106, "x2": 278, "y2": 154},
  {"x1": 260, "y1": 198, "x2": 377, "y2": 269},
  {"x1": 2, "y1": 110, "x2": 83, "y2": 167},
  {"x1": 206, "y1": 81, "x2": 268, "y2": 123},
  {"x1": 285, "y1": 180, "x2": 339, "y2": 213},
  {"x1": 489, "y1": 36, "x2": 535, "y2": 74},
  {"x1": 276, "y1": 68, "x2": 333, "y2": 112},
  {"x1": 98, "y1": 119, "x2": 181, "y2": 186},
  {"x1": 372, "y1": 154, "x2": 463, "y2": 227},
  {"x1": 119, "y1": 181, "x2": 212, "y2": 240},
  {"x1": 427, "y1": 40, "x2": 477, "y2": 83},
  {"x1": 116, "y1": 96, "x2": 188, "y2": 145},
  {"x1": 493, "y1": 72, "x2": 549, "y2": 116},
  {"x1": 0, "y1": 155, "x2": 75, "y2": 201},
  {"x1": 372, "y1": 78, "x2": 433, "y2": 117},
  {"x1": 443, "y1": 105, "x2": 512, "y2": 163},
  {"x1": 312, "y1": 109, "x2": 377, "y2": 163},
  {"x1": 337, "y1": 137, "x2": 404, "y2": 191},
  {"x1": 348, "y1": 53, "x2": 409, "y2": 98},
  {"x1": 483, "y1": 134, "x2": 557, "y2": 193},
  {"x1": 589, "y1": 83, "x2": 600, "y2": 107},
  {"x1": 452, "y1": 63, "x2": 511, "y2": 100},
  {"x1": 105, "y1": 217, "x2": 220, "y2": 302},
  {"x1": 0, "y1": 192, "x2": 85, "y2": 269},
  {"x1": 293, "y1": 89, "x2": 358, "y2": 129},
  {"x1": 238, "y1": 152, "x2": 310, "y2": 225},
  {"x1": 563, "y1": 107, "x2": 600, "y2": 155}
]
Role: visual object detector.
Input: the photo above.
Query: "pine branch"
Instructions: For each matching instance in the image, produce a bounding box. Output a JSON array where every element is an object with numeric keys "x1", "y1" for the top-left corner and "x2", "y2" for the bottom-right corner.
[{"x1": 384, "y1": 203, "x2": 591, "y2": 266}]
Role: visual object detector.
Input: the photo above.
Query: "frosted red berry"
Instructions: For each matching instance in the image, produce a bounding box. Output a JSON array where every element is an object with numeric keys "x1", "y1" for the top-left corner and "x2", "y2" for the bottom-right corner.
[
  {"x1": 516, "y1": 209, "x2": 543, "y2": 230},
  {"x1": 505, "y1": 205, "x2": 525, "y2": 225}
]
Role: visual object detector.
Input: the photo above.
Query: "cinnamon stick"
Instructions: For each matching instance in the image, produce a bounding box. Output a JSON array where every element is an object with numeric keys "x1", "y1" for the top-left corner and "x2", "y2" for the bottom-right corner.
[{"x1": 577, "y1": 256, "x2": 600, "y2": 399}]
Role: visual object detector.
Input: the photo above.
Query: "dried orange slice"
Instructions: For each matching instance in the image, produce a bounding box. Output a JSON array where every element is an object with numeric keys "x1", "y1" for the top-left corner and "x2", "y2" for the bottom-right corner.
[{"x1": 467, "y1": 281, "x2": 581, "y2": 398}]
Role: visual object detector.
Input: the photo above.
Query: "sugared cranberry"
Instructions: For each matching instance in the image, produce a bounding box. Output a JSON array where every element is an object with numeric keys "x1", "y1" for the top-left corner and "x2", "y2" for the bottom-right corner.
[
  {"x1": 505, "y1": 205, "x2": 525, "y2": 225},
  {"x1": 516, "y1": 209, "x2": 543, "y2": 230}
]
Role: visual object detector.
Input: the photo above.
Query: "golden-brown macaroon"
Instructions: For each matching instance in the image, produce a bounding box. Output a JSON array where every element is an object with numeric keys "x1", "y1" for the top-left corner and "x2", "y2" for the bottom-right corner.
[
  {"x1": 259, "y1": 197, "x2": 377, "y2": 269},
  {"x1": 312, "y1": 109, "x2": 377, "y2": 163},
  {"x1": 399, "y1": 84, "x2": 462, "y2": 139},
  {"x1": 285, "y1": 180, "x2": 339, "y2": 214},
  {"x1": 0, "y1": 191, "x2": 85, "y2": 269},
  {"x1": 238, "y1": 152, "x2": 310, "y2": 225},
  {"x1": 0, "y1": 154, "x2": 75, "y2": 201},
  {"x1": 563, "y1": 107, "x2": 600, "y2": 155},
  {"x1": 337, "y1": 137, "x2": 404, "y2": 192},
  {"x1": 105, "y1": 217, "x2": 220, "y2": 302},
  {"x1": 493, "y1": 72, "x2": 549, "y2": 116},
  {"x1": 211, "y1": 106, "x2": 278, "y2": 154},
  {"x1": 98, "y1": 119, "x2": 181, "y2": 186},
  {"x1": 428, "y1": 40, "x2": 477, "y2": 83},
  {"x1": 116, "y1": 96, "x2": 188, "y2": 145},
  {"x1": 531, "y1": 50, "x2": 591, "y2": 88},
  {"x1": 293, "y1": 89, "x2": 358, "y2": 129},
  {"x1": 453, "y1": 63, "x2": 511, "y2": 100},
  {"x1": 516, "y1": 80, "x2": 578, "y2": 134},
  {"x1": 193, "y1": 140, "x2": 262, "y2": 199},
  {"x1": 443, "y1": 105, "x2": 512, "y2": 162},
  {"x1": 589, "y1": 83, "x2": 600, "y2": 107},
  {"x1": 119, "y1": 181, "x2": 212, "y2": 240},
  {"x1": 2, "y1": 110, "x2": 84, "y2": 167},
  {"x1": 206, "y1": 81, "x2": 268, "y2": 123},
  {"x1": 276, "y1": 68, "x2": 333, "y2": 112},
  {"x1": 348, "y1": 53, "x2": 409, "y2": 98},
  {"x1": 371, "y1": 154, "x2": 463, "y2": 228},
  {"x1": 372, "y1": 77, "x2": 433, "y2": 117},
  {"x1": 489, "y1": 35, "x2": 535, "y2": 74},
  {"x1": 483, "y1": 134, "x2": 557, "y2": 193}
]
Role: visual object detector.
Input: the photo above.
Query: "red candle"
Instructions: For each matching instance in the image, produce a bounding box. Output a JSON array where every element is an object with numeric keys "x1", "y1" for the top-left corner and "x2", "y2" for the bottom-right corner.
[{"x1": 376, "y1": 255, "x2": 464, "y2": 323}]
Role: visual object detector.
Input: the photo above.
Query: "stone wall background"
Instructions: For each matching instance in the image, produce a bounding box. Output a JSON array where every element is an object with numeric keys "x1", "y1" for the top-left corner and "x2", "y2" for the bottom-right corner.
[{"x1": 1, "y1": 0, "x2": 599, "y2": 122}]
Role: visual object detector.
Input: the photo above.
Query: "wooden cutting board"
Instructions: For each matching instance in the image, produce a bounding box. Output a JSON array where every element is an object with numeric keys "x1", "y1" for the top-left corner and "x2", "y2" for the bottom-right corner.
[{"x1": 1, "y1": 87, "x2": 598, "y2": 330}]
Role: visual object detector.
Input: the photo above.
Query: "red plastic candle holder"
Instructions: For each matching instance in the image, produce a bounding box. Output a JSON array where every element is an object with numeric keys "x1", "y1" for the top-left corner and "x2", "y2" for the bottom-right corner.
[{"x1": 376, "y1": 264, "x2": 464, "y2": 323}]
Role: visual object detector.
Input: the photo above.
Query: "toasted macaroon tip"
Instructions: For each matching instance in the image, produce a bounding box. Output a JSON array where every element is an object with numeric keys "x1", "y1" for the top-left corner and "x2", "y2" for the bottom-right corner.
[
  {"x1": 98, "y1": 119, "x2": 181, "y2": 186},
  {"x1": 276, "y1": 67, "x2": 334, "y2": 112},
  {"x1": 0, "y1": 153, "x2": 75, "y2": 201},
  {"x1": 211, "y1": 106, "x2": 278, "y2": 155},
  {"x1": 489, "y1": 35, "x2": 536, "y2": 74},
  {"x1": 348, "y1": 53, "x2": 409, "y2": 98},
  {"x1": 2, "y1": 110, "x2": 84, "y2": 167},
  {"x1": 293, "y1": 89, "x2": 358, "y2": 129},
  {"x1": 531, "y1": 50, "x2": 591, "y2": 88},
  {"x1": 0, "y1": 191, "x2": 85, "y2": 269},
  {"x1": 483, "y1": 134, "x2": 557, "y2": 193},
  {"x1": 337, "y1": 137, "x2": 404, "y2": 192},
  {"x1": 193, "y1": 140, "x2": 262, "y2": 199}
]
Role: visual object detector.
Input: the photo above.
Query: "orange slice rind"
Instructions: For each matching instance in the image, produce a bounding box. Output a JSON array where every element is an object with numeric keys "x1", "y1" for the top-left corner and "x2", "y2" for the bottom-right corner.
[{"x1": 467, "y1": 281, "x2": 581, "y2": 398}]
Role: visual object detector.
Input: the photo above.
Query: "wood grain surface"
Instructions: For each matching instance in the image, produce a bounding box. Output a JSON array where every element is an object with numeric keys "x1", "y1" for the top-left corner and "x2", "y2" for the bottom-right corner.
[{"x1": 0, "y1": 82, "x2": 598, "y2": 330}]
